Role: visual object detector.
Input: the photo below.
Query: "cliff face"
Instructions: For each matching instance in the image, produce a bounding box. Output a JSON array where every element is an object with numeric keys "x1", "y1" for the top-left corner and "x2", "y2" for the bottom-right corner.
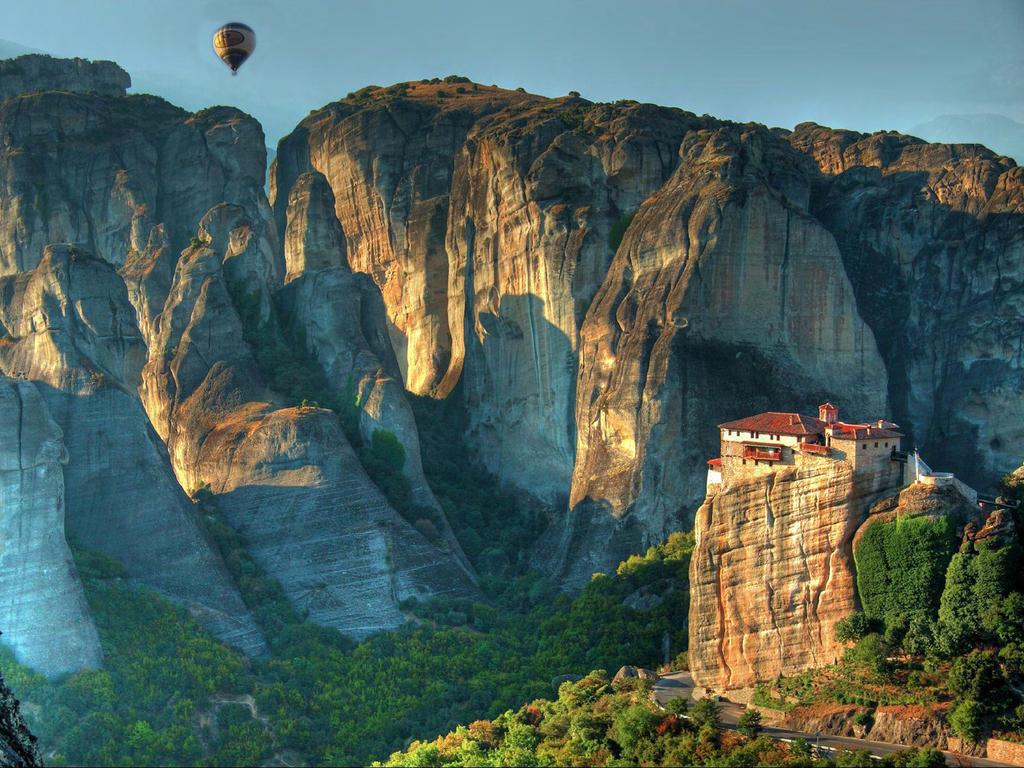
[
  {"x1": 0, "y1": 376, "x2": 101, "y2": 677},
  {"x1": 791, "y1": 124, "x2": 1024, "y2": 489},
  {"x1": 0, "y1": 54, "x2": 129, "y2": 101},
  {"x1": 272, "y1": 85, "x2": 1024, "y2": 585},
  {"x1": 0, "y1": 246, "x2": 266, "y2": 657},
  {"x1": 688, "y1": 456, "x2": 901, "y2": 691},
  {"x1": 2, "y1": 57, "x2": 1021, "y2": 664},
  {"x1": 0, "y1": 59, "x2": 476, "y2": 671},
  {"x1": 273, "y1": 86, "x2": 698, "y2": 502}
]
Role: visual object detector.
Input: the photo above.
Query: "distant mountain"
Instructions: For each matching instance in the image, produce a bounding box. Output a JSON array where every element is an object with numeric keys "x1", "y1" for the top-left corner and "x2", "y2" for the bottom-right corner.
[
  {"x1": 910, "y1": 113, "x2": 1024, "y2": 163},
  {"x1": 0, "y1": 39, "x2": 42, "y2": 59}
]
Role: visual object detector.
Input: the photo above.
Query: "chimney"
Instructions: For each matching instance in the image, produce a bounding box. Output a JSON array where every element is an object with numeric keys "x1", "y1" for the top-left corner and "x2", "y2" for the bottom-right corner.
[{"x1": 819, "y1": 403, "x2": 838, "y2": 424}]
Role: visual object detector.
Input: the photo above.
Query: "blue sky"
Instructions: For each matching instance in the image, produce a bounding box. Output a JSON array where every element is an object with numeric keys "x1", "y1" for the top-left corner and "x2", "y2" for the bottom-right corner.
[{"x1": 3, "y1": 0, "x2": 1023, "y2": 155}]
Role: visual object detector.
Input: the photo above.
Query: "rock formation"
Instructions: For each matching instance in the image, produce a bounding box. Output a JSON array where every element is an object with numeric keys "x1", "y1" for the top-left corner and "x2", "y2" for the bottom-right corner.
[
  {"x1": 272, "y1": 83, "x2": 1022, "y2": 586},
  {"x1": 0, "y1": 246, "x2": 266, "y2": 657},
  {"x1": 688, "y1": 460, "x2": 989, "y2": 691},
  {"x1": 134, "y1": 206, "x2": 476, "y2": 636},
  {"x1": 0, "y1": 54, "x2": 129, "y2": 101},
  {"x1": 688, "y1": 454, "x2": 901, "y2": 691},
  {"x1": 790, "y1": 124, "x2": 1024, "y2": 491},
  {"x1": 0, "y1": 377, "x2": 101, "y2": 677},
  {"x1": 0, "y1": 60, "x2": 477, "y2": 660},
  {"x1": 0, "y1": 56, "x2": 1021, "y2": 669},
  {"x1": 0, "y1": 662, "x2": 38, "y2": 767}
]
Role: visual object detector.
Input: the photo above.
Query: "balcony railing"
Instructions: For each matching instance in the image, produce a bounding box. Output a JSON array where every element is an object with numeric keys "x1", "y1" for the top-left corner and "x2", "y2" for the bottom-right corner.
[{"x1": 743, "y1": 445, "x2": 782, "y2": 461}]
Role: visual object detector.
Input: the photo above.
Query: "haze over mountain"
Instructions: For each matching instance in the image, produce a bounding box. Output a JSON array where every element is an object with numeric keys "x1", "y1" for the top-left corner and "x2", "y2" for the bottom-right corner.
[
  {"x1": 911, "y1": 113, "x2": 1024, "y2": 163},
  {"x1": 1, "y1": 0, "x2": 1021, "y2": 148}
]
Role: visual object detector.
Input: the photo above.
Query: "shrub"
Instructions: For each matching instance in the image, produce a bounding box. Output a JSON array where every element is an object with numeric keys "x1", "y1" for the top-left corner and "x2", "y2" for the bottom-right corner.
[
  {"x1": 608, "y1": 211, "x2": 636, "y2": 252},
  {"x1": 853, "y1": 710, "x2": 874, "y2": 728},
  {"x1": 948, "y1": 650, "x2": 1005, "y2": 703},
  {"x1": 854, "y1": 515, "x2": 956, "y2": 633},
  {"x1": 689, "y1": 698, "x2": 721, "y2": 730},
  {"x1": 835, "y1": 611, "x2": 875, "y2": 643},
  {"x1": 663, "y1": 696, "x2": 687, "y2": 715},
  {"x1": 737, "y1": 708, "x2": 762, "y2": 737},
  {"x1": 949, "y1": 698, "x2": 985, "y2": 743}
]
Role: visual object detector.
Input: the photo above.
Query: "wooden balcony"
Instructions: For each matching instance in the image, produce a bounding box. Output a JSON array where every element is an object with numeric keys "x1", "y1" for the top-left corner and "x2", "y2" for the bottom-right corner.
[{"x1": 742, "y1": 444, "x2": 782, "y2": 462}]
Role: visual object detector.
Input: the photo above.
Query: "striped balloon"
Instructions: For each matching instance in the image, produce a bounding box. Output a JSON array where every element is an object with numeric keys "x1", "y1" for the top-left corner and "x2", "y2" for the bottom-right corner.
[{"x1": 213, "y1": 22, "x2": 255, "y2": 75}]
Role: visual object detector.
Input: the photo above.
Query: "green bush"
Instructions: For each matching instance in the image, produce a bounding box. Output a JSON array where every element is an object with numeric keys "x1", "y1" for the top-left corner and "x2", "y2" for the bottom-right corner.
[
  {"x1": 938, "y1": 543, "x2": 1020, "y2": 654},
  {"x1": 854, "y1": 515, "x2": 956, "y2": 637},
  {"x1": 835, "y1": 611, "x2": 875, "y2": 643},
  {"x1": 949, "y1": 698, "x2": 985, "y2": 743},
  {"x1": 737, "y1": 709, "x2": 762, "y2": 738},
  {"x1": 608, "y1": 211, "x2": 636, "y2": 252}
]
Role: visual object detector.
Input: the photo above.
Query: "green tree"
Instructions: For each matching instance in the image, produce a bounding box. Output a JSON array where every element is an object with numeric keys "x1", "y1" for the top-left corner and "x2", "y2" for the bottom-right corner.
[
  {"x1": 948, "y1": 650, "x2": 1005, "y2": 703},
  {"x1": 836, "y1": 748, "x2": 876, "y2": 766},
  {"x1": 835, "y1": 611, "x2": 874, "y2": 643},
  {"x1": 948, "y1": 699, "x2": 985, "y2": 743},
  {"x1": 611, "y1": 704, "x2": 659, "y2": 757},
  {"x1": 938, "y1": 543, "x2": 1020, "y2": 654},
  {"x1": 855, "y1": 516, "x2": 956, "y2": 633},
  {"x1": 663, "y1": 696, "x2": 688, "y2": 716},
  {"x1": 737, "y1": 708, "x2": 762, "y2": 738},
  {"x1": 689, "y1": 698, "x2": 721, "y2": 730}
]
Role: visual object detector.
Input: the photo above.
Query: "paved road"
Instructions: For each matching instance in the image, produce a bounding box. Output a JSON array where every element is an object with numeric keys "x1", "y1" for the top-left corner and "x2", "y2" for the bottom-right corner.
[{"x1": 652, "y1": 672, "x2": 1010, "y2": 767}]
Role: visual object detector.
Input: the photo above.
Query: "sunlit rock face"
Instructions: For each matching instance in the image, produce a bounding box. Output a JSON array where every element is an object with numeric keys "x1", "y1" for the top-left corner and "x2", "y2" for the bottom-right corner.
[
  {"x1": 0, "y1": 246, "x2": 266, "y2": 656},
  {"x1": 273, "y1": 85, "x2": 1023, "y2": 587},
  {"x1": 135, "y1": 204, "x2": 477, "y2": 638},
  {"x1": 688, "y1": 457, "x2": 898, "y2": 692},
  {"x1": 0, "y1": 60, "x2": 476, "y2": 652},
  {"x1": 273, "y1": 86, "x2": 699, "y2": 503},
  {"x1": 0, "y1": 376, "x2": 101, "y2": 677}
]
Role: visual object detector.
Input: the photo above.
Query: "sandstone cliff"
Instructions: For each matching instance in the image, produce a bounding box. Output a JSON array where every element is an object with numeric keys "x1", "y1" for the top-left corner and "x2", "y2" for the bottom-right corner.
[
  {"x1": 271, "y1": 83, "x2": 1023, "y2": 586},
  {"x1": 688, "y1": 466, "x2": 987, "y2": 691},
  {"x1": 790, "y1": 123, "x2": 1024, "y2": 490},
  {"x1": 688, "y1": 455, "x2": 902, "y2": 691},
  {"x1": 0, "y1": 59, "x2": 477, "y2": 662}
]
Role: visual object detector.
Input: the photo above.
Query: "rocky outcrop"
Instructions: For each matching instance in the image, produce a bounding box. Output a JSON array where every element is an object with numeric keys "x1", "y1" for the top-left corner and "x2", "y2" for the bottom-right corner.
[
  {"x1": 0, "y1": 55, "x2": 129, "y2": 101},
  {"x1": 785, "y1": 703, "x2": 950, "y2": 750},
  {"x1": 790, "y1": 123, "x2": 1024, "y2": 490},
  {"x1": 276, "y1": 171, "x2": 456, "y2": 533},
  {"x1": 274, "y1": 83, "x2": 1022, "y2": 586},
  {"x1": 135, "y1": 206, "x2": 477, "y2": 637},
  {"x1": 273, "y1": 86, "x2": 700, "y2": 503},
  {"x1": 688, "y1": 455, "x2": 902, "y2": 691},
  {"x1": 0, "y1": 663, "x2": 39, "y2": 767},
  {"x1": 558, "y1": 126, "x2": 888, "y2": 585},
  {"x1": 0, "y1": 377, "x2": 101, "y2": 677},
  {"x1": 0, "y1": 85, "x2": 269, "y2": 276},
  {"x1": 0, "y1": 246, "x2": 266, "y2": 657}
]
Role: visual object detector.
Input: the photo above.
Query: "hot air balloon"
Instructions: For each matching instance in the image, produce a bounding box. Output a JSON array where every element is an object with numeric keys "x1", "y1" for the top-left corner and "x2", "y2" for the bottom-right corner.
[{"x1": 213, "y1": 22, "x2": 255, "y2": 75}]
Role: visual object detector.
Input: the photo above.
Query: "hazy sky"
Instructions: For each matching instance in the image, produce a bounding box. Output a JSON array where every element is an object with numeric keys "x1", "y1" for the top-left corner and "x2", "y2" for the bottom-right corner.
[{"x1": 3, "y1": 0, "x2": 1023, "y2": 150}]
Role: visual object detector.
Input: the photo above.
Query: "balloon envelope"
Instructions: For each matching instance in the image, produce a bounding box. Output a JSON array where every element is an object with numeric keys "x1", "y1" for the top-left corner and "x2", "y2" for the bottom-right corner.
[{"x1": 213, "y1": 22, "x2": 255, "y2": 74}]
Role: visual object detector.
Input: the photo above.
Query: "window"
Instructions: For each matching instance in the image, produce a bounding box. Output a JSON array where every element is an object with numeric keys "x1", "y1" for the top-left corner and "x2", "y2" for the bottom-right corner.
[
  {"x1": 861, "y1": 444, "x2": 866, "y2": 450},
  {"x1": 884, "y1": 442, "x2": 888, "y2": 448},
  {"x1": 874, "y1": 442, "x2": 878, "y2": 447},
  {"x1": 742, "y1": 459, "x2": 747, "y2": 465}
]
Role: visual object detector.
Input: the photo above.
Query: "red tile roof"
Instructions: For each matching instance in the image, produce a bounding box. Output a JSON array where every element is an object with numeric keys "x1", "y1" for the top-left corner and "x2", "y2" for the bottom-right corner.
[
  {"x1": 719, "y1": 411, "x2": 826, "y2": 437},
  {"x1": 706, "y1": 458, "x2": 723, "y2": 467}
]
